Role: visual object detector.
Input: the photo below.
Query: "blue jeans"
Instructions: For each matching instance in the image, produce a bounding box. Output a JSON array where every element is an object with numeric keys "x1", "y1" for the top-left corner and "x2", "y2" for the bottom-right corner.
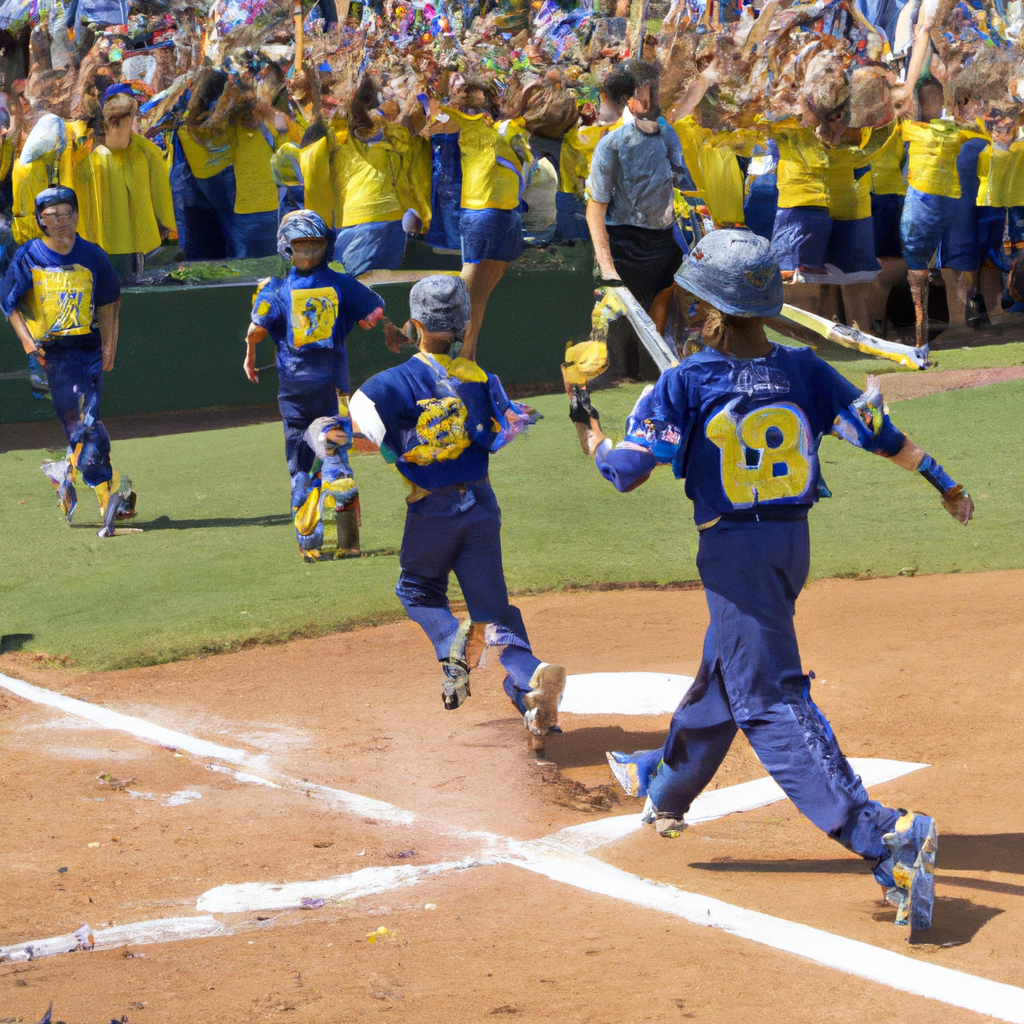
[
  {"x1": 171, "y1": 162, "x2": 237, "y2": 261},
  {"x1": 425, "y1": 134, "x2": 462, "y2": 251},
  {"x1": 938, "y1": 138, "x2": 1006, "y2": 272},
  {"x1": 648, "y1": 520, "x2": 901, "y2": 886},
  {"x1": 460, "y1": 208, "x2": 524, "y2": 264},
  {"x1": 333, "y1": 219, "x2": 407, "y2": 277},
  {"x1": 233, "y1": 210, "x2": 279, "y2": 259},
  {"x1": 44, "y1": 345, "x2": 112, "y2": 488},
  {"x1": 900, "y1": 187, "x2": 956, "y2": 270},
  {"x1": 554, "y1": 191, "x2": 589, "y2": 242},
  {"x1": 396, "y1": 481, "x2": 542, "y2": 713}
]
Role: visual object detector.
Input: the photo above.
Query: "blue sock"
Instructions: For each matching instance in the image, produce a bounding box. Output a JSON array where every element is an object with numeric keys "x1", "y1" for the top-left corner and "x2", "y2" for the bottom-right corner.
[{"x1": 499, "y1": 643, "x2": 541, "y2": 714}]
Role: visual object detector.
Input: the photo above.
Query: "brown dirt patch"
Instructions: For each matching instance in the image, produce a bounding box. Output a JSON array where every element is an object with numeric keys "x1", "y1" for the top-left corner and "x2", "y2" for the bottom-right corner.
[
  {"x1": 2, "y1": 574, "x2": 1022, "y2": 1022},
  {"x1": 870, "y1": 364, "x2": 1024, "y2": 403}
]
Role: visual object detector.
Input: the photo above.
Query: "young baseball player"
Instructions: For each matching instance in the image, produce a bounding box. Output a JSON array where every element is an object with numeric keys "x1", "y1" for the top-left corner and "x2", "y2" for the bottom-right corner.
[
  {"x1": 347, "y1": 274, "x2": 565, "y2": 750},
  {"x1": 1, "y1": 185, "x2": 135, "y2": 537},
  {"x1": 244, "y1": 209, "x2": 384, "y2": 560},
  {"x1": 579, "y1": 229, "x2": 973, "y2": 933}
]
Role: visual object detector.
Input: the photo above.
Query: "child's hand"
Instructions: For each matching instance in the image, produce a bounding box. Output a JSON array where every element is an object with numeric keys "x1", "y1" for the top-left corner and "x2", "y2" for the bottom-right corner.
[
  {"x1": 243, "y1": 349, "x2": 259, "y2": 383},
  {"x1": 359, "y1": 306, "x2": 384, "y2": 329}
]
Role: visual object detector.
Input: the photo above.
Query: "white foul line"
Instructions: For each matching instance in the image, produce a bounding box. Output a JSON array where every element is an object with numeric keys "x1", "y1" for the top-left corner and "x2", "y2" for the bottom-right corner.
[{"x1": 3, "y1": 672, "x2": 1022, "y2": 1024}]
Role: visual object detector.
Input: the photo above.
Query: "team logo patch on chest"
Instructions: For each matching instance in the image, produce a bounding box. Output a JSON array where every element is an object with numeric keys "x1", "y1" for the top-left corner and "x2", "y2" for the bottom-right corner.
[
  {"x1": 290, "y1": 287, "x2": 339, "y2": 346},
  {"x1": 29, "y1": 265, "x2": 93, "y2": 337}
]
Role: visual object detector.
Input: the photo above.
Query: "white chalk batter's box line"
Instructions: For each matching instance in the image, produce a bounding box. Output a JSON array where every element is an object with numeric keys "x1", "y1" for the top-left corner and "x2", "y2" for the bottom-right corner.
[{"x1": 1, "y1": 672, "x2": 1021, "y2": 1024}]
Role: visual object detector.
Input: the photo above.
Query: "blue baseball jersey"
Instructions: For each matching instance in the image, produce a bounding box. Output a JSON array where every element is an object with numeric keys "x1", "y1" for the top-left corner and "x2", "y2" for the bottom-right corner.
[
  {"x1": 1, "y1": 236, "x2": 121, "y2": 351},
  {"x1": 352, "y1": 352, "x2": 528, "y2": 491},
  {"x1": 597, "y1": 343, "x2": 904, "y2": 524},
  {"x1": 251, "y1": 264, "x2": 383, "y2": 392}
]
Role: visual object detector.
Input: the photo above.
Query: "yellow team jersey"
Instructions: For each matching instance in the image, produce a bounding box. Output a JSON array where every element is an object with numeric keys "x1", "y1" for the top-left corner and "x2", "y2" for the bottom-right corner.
[
  {"x1": 772, "y1": 125, "x2": 830, "y2": 209},
  {"x1": 298, "y1": 134, "x2": 335, "y2": 225},
  {"x1": 20, "y1": 264, "x2": 95, "y2": 343},
  {"x1": 824, "y1": 128, "x2": 887, "y2": 222},
  {"x1": 12, "y1": 120, "x2": 95, "y2": 245},
  {"x1": 976, "y1": 138, "x2": 1024, "y2": 207},
  {"x1": 85, "y1": 134, "x2": 175, "y2": 255},
  {"x1": 331, "y1": 121, "x2": 410, "y2": 227},
  {"x1": 443, "y1": 107, "x2": 528, "y2": 211},
  {"x1": 870, "y1": 121, "x2": 907, "y2": 196},
  {"x1": 558, "y1": 118, "x2": 622, "y2": 199},
  {"x1": 230, "y1": 121, "x2": 287, "y2": 215},
  {"x1": 901, "y1": 120, "x2": 962, "y2": 198},
  {"x1": 176, "y1": 127, "x2": 232, "y2": 179},
  {"x1": 672, "y1": 116, "x2": 757, "y2": 225}
]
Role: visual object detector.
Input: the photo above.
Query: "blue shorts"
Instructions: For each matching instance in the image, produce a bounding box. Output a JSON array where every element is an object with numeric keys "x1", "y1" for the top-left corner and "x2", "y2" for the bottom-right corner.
[
  {"x1": 871, "y1": 192, "x2": 905, "y2": 259},
  {"x1": 938, "y1": 138, "x2": 1007, "y2": 272},
  {"x1": 900, "y1": 186, "x2": 956, "y2": 270},
  {"x1": 772, "y1": 206, "x2": 880, "y2": 282},
  {"x1": 553, "y1": 191, "x2": 589, "y2": 242},
  {"x1": 233, "y1": 210, "x2": 279, "y2": 260},
  {"x1": 460, "y1": 207, "x2": 524, "y2": 264},
  {"x1": 333, "y1": 219, "x2": 407, "y2": 277}
]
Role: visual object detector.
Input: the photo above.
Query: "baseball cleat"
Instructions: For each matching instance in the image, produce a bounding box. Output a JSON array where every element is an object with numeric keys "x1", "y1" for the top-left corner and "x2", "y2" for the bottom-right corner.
[
  {"x1": 640, "y1": 796, "x2": 686, "y2": 838},
  {"x1": 883, "y1": 811, "x2": 937, "y2": 931},
  {"x1": 440, "y1": 657, "x2": 471, "y2": 710},
  {"x1": 41, "y1": 459, "x2": 77, "y2": 523},
  {"x1": 522, "y1": 662, "x2": 566, "y2": 744}
]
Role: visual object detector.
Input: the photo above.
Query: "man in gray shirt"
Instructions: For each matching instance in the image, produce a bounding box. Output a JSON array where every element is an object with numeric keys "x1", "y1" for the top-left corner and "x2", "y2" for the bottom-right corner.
[{"x1": 586, "y1": 60, "x2": 691, "y2": 378}]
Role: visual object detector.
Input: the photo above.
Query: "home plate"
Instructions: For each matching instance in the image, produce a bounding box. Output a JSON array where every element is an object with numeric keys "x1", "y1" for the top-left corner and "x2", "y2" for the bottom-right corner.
[{"x1": 560, "y1": 673, "x2": 693, "y2": 715}]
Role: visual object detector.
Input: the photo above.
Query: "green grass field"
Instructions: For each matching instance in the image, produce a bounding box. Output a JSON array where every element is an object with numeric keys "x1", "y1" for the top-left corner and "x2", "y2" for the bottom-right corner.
[{"x1": 2, "y1": 345, "x2": 1022, "y2": 671}]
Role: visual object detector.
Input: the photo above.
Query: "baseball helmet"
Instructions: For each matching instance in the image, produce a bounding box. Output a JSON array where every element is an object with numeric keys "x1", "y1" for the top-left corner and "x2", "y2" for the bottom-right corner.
[
  {"x1": 277, "y1": 209, "x2": 330, "y2": 260},
  {"x1": 34, "y1": 185, "x2": 79, "y2": 231},
  {"x1": 408, "y1": 274, "x2": 471, "y2": 338},
  {"x1": 675, "y1": 228, "x2": 784, "y2": 318}
]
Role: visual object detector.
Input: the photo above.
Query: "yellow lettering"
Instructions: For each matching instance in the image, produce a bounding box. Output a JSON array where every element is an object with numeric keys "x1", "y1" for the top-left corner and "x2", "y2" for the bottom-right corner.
[{"x1": 706, "y1": 403, "x2": 812, "y2": 507}]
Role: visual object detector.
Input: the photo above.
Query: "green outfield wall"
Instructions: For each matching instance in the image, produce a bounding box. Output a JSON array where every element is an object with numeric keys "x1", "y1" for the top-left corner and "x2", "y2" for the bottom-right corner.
[{"x1": 0, "y1": 242, "x2": 596, "y2": 425}]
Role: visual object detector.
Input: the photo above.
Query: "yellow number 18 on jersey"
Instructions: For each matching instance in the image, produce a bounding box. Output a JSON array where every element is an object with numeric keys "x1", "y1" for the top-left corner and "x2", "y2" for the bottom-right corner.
[{"x1": 706, "y1": 401, "x2": 813, "y2": 507}]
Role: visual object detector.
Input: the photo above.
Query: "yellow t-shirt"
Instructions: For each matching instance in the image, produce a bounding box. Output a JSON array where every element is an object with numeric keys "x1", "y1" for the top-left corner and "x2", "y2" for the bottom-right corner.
[
  {"x1": 870, "y1": 121, "x2": 907, "y2": 196},
  {"x1": 772, "y1": 125, "x2": 830, "y2": 209},
  {"x1": 12, "y1": 120, "x2": 94, "y2": 246},
  {"x1": 331, "y1": 121, "x2": 406, "y2": 227},
  {"x1": 824, "y1": 129, "x2": 877, "y2": 222},
  {"x1": 443, "y1": 107, "x2": 527, "y2": 211},
  {"x1": 298, "y1": 134, "x2": 335, "y2": 225},
  {"x1": 230, "y1": 121, "x2": 285, "y2": 215},
  {"x1": 901, "y1": 120, "x2": 962, "y2": 198},
  {"x1": 977, "y1": 140, "x2": 1024, "y2": 207},
  {"x1": 85, "y1": 133, "x2": 175, "y2": 255},
  {"x1": 176, "y1": 128, "x2": 232, "y2": 179},
  {"x1": 673, "y1": 116, "x2": 759, "y2": 225},
  {"x1": 558, "y1": 118, "x2": 623, "y2": 202}
]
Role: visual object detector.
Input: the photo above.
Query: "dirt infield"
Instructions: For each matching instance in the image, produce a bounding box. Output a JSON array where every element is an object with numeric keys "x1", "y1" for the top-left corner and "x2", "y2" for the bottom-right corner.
[
  {"x1": 870, "y1": 364, "x2": 1024, "y2": 403},
  {"x1": 1, "y1": 573, "x2": 1022, "y2": 1024}
]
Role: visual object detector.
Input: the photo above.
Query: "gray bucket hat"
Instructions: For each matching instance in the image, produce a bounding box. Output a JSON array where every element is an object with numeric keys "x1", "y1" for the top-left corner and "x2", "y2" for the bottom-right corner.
[
  {"x1": 675, "y1": 229, "x2": 784, "y2": 318},
  {"x1": 409, "y1": 274, "x2": 472, "y2": 337}
]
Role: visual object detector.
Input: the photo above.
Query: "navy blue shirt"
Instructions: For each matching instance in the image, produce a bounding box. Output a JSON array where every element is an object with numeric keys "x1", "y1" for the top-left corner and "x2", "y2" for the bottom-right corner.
[
  {"x1": 599, "y1": 344, "x2": 865, "y2": 524},
  {"x1": 251, "y1": 263, "x2": 383, "y2": 392},
  {"x1": 353, "y1": 353, "x2": 518, "y2": 491},
  {"x1": 1, "y1": 236, "x2": 121, "y2": 351}
]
